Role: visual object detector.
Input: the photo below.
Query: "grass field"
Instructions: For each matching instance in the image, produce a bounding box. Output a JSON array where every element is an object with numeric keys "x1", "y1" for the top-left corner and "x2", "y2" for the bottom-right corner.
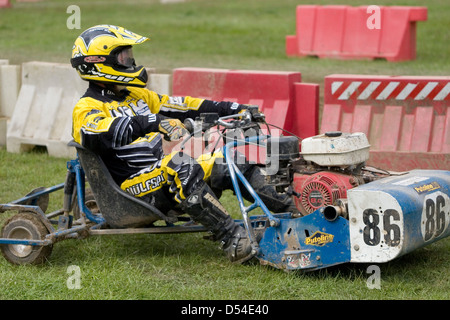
[{"x1": 0, "y1": 0, "x2": 449, "y2": 303}]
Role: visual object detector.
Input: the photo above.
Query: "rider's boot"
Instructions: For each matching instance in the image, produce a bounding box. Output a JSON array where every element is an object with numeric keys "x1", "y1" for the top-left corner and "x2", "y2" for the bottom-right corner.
[
  {"x1": 180, "y1": 181, "x2": 254, "y2": 264},
  {"x1": 245, "y1": 166, "x2": 299, "y2": 214},
  {"x1": 210, "y1": 158, "x2": 299, "y2": 215}
]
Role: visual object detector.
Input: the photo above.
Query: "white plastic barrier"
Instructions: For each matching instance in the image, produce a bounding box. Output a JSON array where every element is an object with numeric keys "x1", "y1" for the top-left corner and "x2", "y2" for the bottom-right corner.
[
  {"x1": 7, "y1": 61, "x2": 87, "y2": 158},
  {"x1": 6, "y1": 61, "x2": 172, "y2": 158},
  {"x1": 148, "y1": 73, "x2": 172, "y2": 96},
  {"x1": 0, "y1": 61, "x2": 21, "y2": 146}
]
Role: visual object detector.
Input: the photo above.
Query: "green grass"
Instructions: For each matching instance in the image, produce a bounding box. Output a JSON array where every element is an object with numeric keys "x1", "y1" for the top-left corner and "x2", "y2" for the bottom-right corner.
[{"x1": 0, "y1": 0, "x2": 449, "y2": 302}]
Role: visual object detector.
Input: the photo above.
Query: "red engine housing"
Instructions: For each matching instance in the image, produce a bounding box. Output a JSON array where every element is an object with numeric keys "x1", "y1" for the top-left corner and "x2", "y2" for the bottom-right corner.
[{"x1": 292, "y1": 171, "x2": 355, "y2": 215}]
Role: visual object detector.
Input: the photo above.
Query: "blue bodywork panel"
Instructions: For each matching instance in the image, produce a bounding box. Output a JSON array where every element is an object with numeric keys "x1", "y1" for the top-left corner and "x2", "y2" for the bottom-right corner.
[{"x1": 254, "y1": 212, "x2": 350, "y2": 270}]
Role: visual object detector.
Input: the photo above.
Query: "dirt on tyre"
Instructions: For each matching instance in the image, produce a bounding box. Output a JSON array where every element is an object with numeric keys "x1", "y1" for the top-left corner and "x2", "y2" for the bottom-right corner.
[{"x1": 1, "y1": 212, "x2": 53, "y2": 265}]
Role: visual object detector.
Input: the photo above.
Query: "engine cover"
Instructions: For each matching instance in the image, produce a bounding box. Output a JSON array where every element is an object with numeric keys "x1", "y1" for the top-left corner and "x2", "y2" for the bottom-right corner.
[
  {"x1": 292, "y1": 171, "x2": 355, "y2": 215},
  {"x1": 301, "y1": 132, "x2": 370, "y2": 167}
]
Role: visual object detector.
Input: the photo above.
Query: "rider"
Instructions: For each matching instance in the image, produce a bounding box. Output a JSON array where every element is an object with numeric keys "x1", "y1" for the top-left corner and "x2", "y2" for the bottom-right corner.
[{"x1": 70, "y1": 25, "x2": 295, "y2": 264}]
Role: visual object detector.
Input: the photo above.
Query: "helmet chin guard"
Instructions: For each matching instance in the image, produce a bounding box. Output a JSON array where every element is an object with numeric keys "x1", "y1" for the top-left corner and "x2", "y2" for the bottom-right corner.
[{"x1": 71, "y1": 25, "x2": 149, "y2": 87}]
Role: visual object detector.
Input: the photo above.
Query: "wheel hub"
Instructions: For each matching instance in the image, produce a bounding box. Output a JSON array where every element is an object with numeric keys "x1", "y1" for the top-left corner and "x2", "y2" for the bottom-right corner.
[{"x1": 7, "y1": 226, "x2": 34, "y2": 258}]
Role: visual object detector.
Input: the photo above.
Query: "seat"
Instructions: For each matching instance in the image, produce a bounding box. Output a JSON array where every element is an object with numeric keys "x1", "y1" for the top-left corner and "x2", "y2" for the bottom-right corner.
[{"x1": 68, "y1": 141, "x2": 173, "y2": 228}]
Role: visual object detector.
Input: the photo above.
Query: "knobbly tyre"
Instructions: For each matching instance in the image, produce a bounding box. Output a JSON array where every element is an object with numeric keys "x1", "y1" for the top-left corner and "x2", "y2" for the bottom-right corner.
[{"x1": 0, "y1": 108, "x2": 449, "y2": 270}]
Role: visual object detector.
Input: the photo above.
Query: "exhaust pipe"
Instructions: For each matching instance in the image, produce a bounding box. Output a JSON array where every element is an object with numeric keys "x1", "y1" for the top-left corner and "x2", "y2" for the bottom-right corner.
[{"x1": 322, "y1": 199, "x2": 348, "y2": 221}]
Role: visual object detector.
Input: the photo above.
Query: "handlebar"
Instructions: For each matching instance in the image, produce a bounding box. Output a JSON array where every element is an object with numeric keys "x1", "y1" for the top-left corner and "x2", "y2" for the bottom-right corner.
[
  {"x1": 183, "y1": 106, "x2": 264, "y2": 135},
  {"x1": 180, "y1": 108, "x2": 264, "y2": 151}
]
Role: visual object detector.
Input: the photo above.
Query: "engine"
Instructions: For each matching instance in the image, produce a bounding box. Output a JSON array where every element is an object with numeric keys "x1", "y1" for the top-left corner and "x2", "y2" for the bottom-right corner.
[
  {"x1": 265, "y1": 131, "x2": 388, "y2": 217},
  {"x1": 292, "y1": 171, "x2": 356, "y2": 216}
]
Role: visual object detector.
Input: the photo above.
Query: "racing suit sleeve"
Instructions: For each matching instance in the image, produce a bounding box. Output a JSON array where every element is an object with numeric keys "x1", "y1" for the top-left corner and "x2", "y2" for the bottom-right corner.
[
  {"x1": 72, "y1": 97, "x2": 161, "y2": 153},
  {"x1": 72, "y1": 88, "x2": 247, "y2": 153},
  {"x1": 155, "y1": 95, "x2": 245, "y2": 121}
]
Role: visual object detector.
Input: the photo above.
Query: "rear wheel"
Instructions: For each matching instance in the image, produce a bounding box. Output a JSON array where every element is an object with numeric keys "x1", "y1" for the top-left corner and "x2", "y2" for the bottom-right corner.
[
  {"x1": 1, "y1": 212, "x2": 53, "y2": 265},
  {"x1": 23, "y1": 187, "x2": 49, "y2": 213}
]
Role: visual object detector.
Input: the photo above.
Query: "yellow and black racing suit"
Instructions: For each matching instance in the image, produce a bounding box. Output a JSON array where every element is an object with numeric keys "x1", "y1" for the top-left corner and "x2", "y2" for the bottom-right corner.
[
  {"x1": 72, "y1": 82, "x2": 244, "y2": 206},
  {"x1": 73, "y1": 82, "x2": 296, "y2": 263}
]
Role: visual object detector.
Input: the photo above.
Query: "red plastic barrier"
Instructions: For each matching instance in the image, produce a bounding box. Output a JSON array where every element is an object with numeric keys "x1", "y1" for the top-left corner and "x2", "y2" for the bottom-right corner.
[
  {"x1": 286, "y1": 5, "x2": 427, "y2": 61},
  {"x1": 321, "y1": 75, "x2": 450, "y2": 171},
  {"x1": 172, "y1": 68, "x2": 319, "y2": 140},
  {"x1": 0, "y1": 0, "x2": 11, "y2": 8}
]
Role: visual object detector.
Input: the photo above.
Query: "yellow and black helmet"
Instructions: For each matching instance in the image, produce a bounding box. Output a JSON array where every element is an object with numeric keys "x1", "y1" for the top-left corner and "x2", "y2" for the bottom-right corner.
[{"x1": 71, "y1": 25, "x2": 149, "y2": 87}]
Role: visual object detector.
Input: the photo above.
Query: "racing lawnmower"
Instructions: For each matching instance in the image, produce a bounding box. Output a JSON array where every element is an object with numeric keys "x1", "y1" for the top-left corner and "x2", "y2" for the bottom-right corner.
[{"x1": 0, "y1": 109, "x2": 449, "y2": 270}]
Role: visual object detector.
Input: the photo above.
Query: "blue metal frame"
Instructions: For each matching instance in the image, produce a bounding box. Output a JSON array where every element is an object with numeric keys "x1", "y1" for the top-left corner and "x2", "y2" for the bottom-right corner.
[
  {"x1": 0, "y1": 158, "x2": 112, "y2": 248},
  {"x1": 66, "y1": 159, "x2": 106, "y2": 225},
  {"x1": 223, "y1": 134, "x2": 351, "y2": 270},
  {"x1": 9, "y1": 184, "x2": 65, "y2": 206},
  {"x1": 223, "y1": 135, "x2": 280, "y2": 254},
  {"x1": 0, "y1": 156, "x2": 206, "y2": 249}
]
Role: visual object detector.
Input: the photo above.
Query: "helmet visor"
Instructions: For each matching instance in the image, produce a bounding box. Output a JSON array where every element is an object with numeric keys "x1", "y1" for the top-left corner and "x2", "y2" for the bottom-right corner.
[{"x1": 116, "y1": 46, "x2": 136, "y2": 69}]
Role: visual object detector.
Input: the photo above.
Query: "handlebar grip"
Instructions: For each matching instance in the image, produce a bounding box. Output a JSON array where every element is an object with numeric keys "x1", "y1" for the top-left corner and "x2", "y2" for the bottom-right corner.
[{"x1": 183, "y1": 118, "x2": 195, "y2": 134}]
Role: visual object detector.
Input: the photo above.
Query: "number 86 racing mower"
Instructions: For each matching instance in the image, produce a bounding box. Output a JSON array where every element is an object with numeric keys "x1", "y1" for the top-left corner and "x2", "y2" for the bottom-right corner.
[{"x1": 0, "y1": 107, "x2": 449, "y2": 270}]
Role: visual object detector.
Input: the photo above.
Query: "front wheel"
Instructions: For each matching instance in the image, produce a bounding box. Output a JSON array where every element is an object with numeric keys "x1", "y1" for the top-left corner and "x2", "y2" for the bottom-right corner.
[{"x1": 1, "y1": 212, "x2": 53, "y2": 265}]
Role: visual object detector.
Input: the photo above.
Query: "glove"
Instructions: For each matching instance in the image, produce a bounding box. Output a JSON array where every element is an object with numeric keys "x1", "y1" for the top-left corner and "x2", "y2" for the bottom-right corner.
[
  {"x1": 159, "y1": 119, "x2": 188, "y2": 141},
  {"x1": 240, "y1": 105, "x2": 265, "y2": 122}
]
